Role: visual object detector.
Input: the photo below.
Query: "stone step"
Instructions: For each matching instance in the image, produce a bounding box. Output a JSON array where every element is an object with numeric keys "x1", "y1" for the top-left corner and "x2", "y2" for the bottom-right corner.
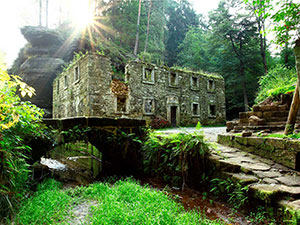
[
  {"x1": 210, "y1": 142, "x2": 300, "y2": 222},
  {"x1": 232, "y1": 124, "x2": 286, "y2": 132}
]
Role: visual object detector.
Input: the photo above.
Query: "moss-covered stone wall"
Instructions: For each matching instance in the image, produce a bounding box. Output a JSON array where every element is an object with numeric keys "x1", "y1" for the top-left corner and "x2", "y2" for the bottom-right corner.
[{"x1": 53, "y1": 53, "x2": 226, "y2": 126}]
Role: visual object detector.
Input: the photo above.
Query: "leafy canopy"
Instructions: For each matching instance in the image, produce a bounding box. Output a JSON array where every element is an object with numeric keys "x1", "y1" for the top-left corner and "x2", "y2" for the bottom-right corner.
[{"x1": 246, "y1": 0, "x2": 300, "y2": 45}]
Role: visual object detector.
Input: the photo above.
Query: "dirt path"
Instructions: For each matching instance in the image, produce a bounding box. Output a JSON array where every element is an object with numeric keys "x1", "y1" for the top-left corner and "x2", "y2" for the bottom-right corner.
[{"x1": 156, "y1": 126, "x2": 227, "y2": 142}]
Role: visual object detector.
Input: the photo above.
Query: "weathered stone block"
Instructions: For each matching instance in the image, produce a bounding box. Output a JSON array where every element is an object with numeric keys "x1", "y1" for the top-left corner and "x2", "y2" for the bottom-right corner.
[
  {"x1": 235, "y1": 136, "x2": 248, "y2": 145},
  {"x1": 239, "y1": 112, "x2": 247, "y2": 119},
  {"x1": 286, "y1": 140, "x2": 300, "y2": 152},
  {"x1": 217, "y1": 134, "x2": 232, "y2": 145},
  {"x1": 250, "y1": 184, "x2": 280, "y2": 203},
  {"x1": 252, "y1": 105, "x2": 260, "y2": 112},
  {"x1": 242, "y1": 131, "x2": 252, "y2": 137},
  {"x1": 246, "y1": 111, "x2": 254, "y2": 117},
  {"x1": 254, "y1": 111, "x2": 263, "y2": 118},
  {"x1": 239, "y1": 118, "x2": 249, "y2": 124},
  {"x1": 265, "y1": 138, "x2": 286, "y2": 150},
  {"x1": 249, "y1": 116, "x2": 265, "y2": 125},
  {"x1": 260, "y1": 105, "x2": 278, "y2": 111},
  {"x1": 278, "y1": 105, "x2": 288, "y2": 111},
  {"x1": 247, "y1": 137, "x2": 264, "y2": 147}
]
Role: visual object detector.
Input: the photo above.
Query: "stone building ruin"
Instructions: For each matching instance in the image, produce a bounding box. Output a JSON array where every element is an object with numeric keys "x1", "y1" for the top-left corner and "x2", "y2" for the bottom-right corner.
[{"x1": 53, "y1": 53, "x2": 226, "y2": 126}]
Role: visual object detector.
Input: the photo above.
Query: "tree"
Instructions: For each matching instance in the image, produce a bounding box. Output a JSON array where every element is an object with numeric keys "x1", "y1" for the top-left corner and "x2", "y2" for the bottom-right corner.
[
  {"x1": 133, "y1": 0, "x2": 142, "y2": 56},
  {"x1": 165, "y1": 0, "x2": 199, "y2": 66},
  {"x1": 248, "y1": 0, "x2": 300, "y2": 134},
  {"x1": 246, "y1": 0, "x2": 268, "y2": 74},
  {"x1": 210, "y1": 0, "x2": 263, "y2": 112},
  {"x1": 144, "y1": 0, "x2": 152, "y2": 53}
]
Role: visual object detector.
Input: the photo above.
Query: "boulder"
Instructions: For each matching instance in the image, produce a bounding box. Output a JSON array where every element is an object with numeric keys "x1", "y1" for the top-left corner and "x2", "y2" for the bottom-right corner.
[
  {"x1": 249, "y1": 115, "x2": 265, "y2": 125},
  {"x1": 21, "y1": 26, "x2": 63, "y2": 47},
  {"x1": 20, "y1": 57, "x2": 64, "y2": 116}
]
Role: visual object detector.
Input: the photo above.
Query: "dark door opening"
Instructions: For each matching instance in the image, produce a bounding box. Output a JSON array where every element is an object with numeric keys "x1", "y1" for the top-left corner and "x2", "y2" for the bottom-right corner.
[{"x1": 171, "y1": 106, "x2": 177, "y2": 127}]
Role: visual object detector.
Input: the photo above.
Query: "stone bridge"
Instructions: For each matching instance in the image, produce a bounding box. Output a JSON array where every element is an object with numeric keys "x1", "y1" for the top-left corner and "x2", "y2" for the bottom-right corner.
[{"x1": 43, "y1": 117, "x2": 146, "y2": 176}]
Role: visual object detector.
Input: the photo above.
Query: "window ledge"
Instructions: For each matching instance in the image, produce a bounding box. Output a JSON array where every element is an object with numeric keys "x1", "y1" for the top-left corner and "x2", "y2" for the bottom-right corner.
[
  {"x1": 73, "y1": 79, "x2": 80, "y2": 85},
  {"x1": 143, "y1": 112, "x2": 154, "y2": 116},
  {"x1": 142, "y1": 80, "x2": 155, "y2": 85}
]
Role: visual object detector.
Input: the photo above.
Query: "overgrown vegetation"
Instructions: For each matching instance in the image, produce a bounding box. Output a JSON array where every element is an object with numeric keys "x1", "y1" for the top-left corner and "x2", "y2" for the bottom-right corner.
[
  {"x1": 14, "y1": 178, "x2": 223, "y2": 225},
  {"x1": 210, "y1": 178, "x2": 249, "y2": 209},
  {"x1": 0, "y1": 68, "x2": 44, "y2": 220},
  {"x1": 255, "y1": 64, "x2": 296, "y2": 103},
  {"x1": 142, "y1": 123, "x2": 211, "y2": 189}
]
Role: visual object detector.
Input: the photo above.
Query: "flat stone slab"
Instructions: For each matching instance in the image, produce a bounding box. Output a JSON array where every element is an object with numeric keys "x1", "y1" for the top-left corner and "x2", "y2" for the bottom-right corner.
[
  {"x1": 250, "y1": 184, "x2": 280, "y2": 202},
  {"x1": 279, "y1": 185, "x2": 300, "y2": 196},
  {"x1": 253, "y1": 170, "x2": 282, "y2": 179},
  {"x1": 241, "y1": 162, "x2": 271, "y2": 171},
  {"x1": 225, "y1": 172, "x2": 259, "y2": 184},
  {"x1": 276, "y1": 176, "x2": 300, "y2": 186},
  {"x1": 279, "y1": 199, "x2": 300, "y2": 211},
  {"x1": 262, "y1": 178, "x2": 279, "y2": 184}
]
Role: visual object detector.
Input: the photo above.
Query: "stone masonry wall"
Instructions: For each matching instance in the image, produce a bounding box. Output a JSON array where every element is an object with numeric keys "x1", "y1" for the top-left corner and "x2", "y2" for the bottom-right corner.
[
  {"x1": 53, "y1": 54, "x2": 226, "y2": 126},
  {"x1": 125, "y1": 61, "x2": 226, "y2": 126}
]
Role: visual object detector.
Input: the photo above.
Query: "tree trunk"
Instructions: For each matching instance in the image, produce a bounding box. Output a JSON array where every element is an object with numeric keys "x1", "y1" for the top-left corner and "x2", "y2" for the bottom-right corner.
[
  {"x1": 241, "y1": 65, "x2": 249, "y2": 112},
  {"x1": 144, "y1": 0, "x2": 152, "y2": 53},
  {"x1": 39, "y1": 0, "x2": 42, "y2": 26},
  {"x1": 284, "y1": 38, "x2": 300, "y2": 135},
  {"x1": 134, "y1": 0, "x2": 142, "y2": 56},
  {"x1": 260, "y1": 32, "x2": 268, "y2": 73},
  {"x1": 46, "y1": 0, "x2": 48, "y2": 28}
]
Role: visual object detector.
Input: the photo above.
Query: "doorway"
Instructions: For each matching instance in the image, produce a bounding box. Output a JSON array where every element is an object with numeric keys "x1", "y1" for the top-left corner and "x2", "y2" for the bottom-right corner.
[{"x1": 171, "y1": 106, "x2": 177, "y2": 127}]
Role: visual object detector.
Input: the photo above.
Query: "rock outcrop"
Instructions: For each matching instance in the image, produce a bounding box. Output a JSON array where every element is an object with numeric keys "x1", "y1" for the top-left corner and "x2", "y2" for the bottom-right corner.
[
  {"x1": 18, "y1": 26, "x2": 81, "y2": 117},
  {"x1": 19, "y1": 26, "x2": 65, "y2": 116}
]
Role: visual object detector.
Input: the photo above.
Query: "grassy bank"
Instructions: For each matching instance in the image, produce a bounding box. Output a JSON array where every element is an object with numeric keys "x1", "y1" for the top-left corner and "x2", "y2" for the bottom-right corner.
[{"x1": 12, "y1": 178, "x2": 223, "y2": 225}]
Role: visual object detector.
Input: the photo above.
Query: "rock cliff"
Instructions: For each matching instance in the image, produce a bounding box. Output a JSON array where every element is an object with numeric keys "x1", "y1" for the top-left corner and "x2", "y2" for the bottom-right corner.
[{"x1": 18, "y1": 26, "x2": 79, "y2": 117}]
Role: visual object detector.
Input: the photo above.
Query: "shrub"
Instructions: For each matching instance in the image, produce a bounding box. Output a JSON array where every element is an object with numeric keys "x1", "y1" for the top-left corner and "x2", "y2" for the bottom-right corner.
[
  {"x1": 150, "y1": 117, "x2": 171, "y2": 129},
  {"x1": 255, "y1": 64, "x2": 296, "y2": 103},
  {"x1": 142, "y1": 123, "x2": 211, "y2": 189},
  {"x1": 0, "y1": 68, "x2": 44, "y2": 220}
]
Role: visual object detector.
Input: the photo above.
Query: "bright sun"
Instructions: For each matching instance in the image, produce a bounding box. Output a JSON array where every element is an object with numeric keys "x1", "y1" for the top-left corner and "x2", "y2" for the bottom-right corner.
[{"x1": 70, "y1": 0, "x2": 95, "y2": 29}]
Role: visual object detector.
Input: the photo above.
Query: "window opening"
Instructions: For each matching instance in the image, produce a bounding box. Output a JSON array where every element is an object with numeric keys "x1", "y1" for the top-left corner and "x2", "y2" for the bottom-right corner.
[
  {"x1": 74, "y1": 66, "x2": 79, "y2": 81},
  {"x1": 209, "y1": 105, "x2": 216, "y2": 116},
  {"x1": 192, "y1": 103, "x2": 198, "y2": 115},
  {"x1": 144, "y1": 99, "x2": 154, "y2": 114},
  {"x1": 117, "y1": 96, "x2": 126, "y2": 112}
]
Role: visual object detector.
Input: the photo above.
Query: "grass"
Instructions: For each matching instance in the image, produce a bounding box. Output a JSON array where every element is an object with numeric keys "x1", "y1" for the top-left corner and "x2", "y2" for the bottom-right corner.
[
  {"x1": 13, "y1": 179, "x2": 73, "y2": 224},
  {"x1": 13, "y1": 178, "x2": 223, "y2": 225}
]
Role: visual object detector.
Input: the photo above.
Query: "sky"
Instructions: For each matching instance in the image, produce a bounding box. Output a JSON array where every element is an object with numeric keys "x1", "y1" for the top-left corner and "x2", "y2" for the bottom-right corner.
[{"x1": 0, "y1": 0, "x2": 220, "y2": 68}]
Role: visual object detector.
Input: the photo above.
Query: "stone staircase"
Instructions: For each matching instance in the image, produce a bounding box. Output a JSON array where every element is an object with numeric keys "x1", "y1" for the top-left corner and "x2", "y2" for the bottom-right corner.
[
  {"x1": 211, "y1": 141, "x2": 300, "y2": 222},
  {"x1": 227, "y1": 103, "x2": 300, "y2": 133}
]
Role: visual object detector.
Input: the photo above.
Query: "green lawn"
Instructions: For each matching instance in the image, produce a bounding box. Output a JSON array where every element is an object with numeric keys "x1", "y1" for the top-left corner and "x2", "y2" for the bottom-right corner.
[{"x1": 14, "y1": 178, "x2": 223, "y2": 225}]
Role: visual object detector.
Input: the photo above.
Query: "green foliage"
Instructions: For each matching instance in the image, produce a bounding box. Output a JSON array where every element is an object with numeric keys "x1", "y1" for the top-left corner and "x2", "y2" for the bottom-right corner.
[
  {"x1": 61, "y1": 51, "x2": 89, "y2": 73},
  {"x1": 0, "y1": 69, "x2": 44, "y2": 219},
  {"x1": 210, "y1": 178, "x2": 249, "y2": 209},
  {"x1": 246, "y1": 206, "x2": 269, "y2": 224},
  {"x1": 142, "y1": 124, "x2": 210, "y2": 188},
  {"x1": 255, "y1": 64, "x2": 296, "y2": 103},
  {"x1": 246, "y1": 0, "x2": 300, "y2": 45},
  {"x1": 165, "y1": 0, "x2": 199, "y2": 66},
  {"x1": 177, "y1": 27, "x2": 212, "y2": 71},
  {"x1": 15, "y1": 178, "x2": 223, "y2": 225}
]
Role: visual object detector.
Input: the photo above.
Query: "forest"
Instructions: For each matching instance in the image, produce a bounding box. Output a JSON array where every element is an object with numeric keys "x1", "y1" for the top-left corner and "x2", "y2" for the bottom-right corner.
[
  {"x1": 63, "y1": 0, "x2": 295, "y2": 119},
  {"x1": 2, "y1": 0, "x2": 300, "y2": 224}
]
